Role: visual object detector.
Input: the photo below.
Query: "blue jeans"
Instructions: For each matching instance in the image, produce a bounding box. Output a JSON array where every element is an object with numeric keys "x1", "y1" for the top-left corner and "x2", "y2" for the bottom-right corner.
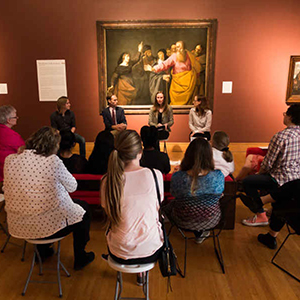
[{"x1": 74, "y1": 133, "x2": 86, "y2": 158}]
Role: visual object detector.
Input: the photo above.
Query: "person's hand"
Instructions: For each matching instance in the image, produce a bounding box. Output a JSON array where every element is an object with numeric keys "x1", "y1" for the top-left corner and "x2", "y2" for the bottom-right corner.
[
  {"x1": 163, "y1": 74, "x2": 170, "y2": 82},
  {"x1": 138, "y1": 41, "x2": 143, "y2": 53},
  {"x1": 107, "y1": 85, "x2": 114, "y2": 93},
  {"x1": 157, "y1": 123, "x2": 163, "y2": 127},
  {"x1": 191, "y1": 132, "x2": 195, "y2": 137},
  {"x1": 144, "y1": 64, "x2": 152, "y2": 72},
  {"x1": 116, "y1": 123, "x2": 127, "y2": 131},
  {"x1": 164, "y1": 124, "x2": 168, "y2": 131}
]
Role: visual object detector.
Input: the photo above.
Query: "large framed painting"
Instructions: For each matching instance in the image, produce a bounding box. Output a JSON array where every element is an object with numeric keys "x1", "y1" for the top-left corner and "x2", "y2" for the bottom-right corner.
[
  {"x1": 286, "y1": 56, "x2": 300, "y2": 104},
  {"x1": 96, "y1": 19, "x2": 217, "y2": 114}
]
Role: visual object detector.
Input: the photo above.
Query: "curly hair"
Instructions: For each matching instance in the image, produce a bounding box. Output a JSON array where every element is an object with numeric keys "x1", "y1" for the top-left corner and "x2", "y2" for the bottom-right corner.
[{"x1": 26, "y1": 126, "x2": 61, "y2": 156}]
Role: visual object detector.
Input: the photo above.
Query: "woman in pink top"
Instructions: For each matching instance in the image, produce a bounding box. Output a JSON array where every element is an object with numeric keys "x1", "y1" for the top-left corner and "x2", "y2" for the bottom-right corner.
[
  {"x1": 0, "y1": 105, "x2": 24, "y2": 191},
  {"x1": 101, "y1": 130, "x2": 163, "y2": 284}
]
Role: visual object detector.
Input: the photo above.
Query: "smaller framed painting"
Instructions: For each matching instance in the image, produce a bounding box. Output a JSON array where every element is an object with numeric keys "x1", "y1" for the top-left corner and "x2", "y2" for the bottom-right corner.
[{"x1": 286, "y1": 56, "x2": 300, "y2": 104}]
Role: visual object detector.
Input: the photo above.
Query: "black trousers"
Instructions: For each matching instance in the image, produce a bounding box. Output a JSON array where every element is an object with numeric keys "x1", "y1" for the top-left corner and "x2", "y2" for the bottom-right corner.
[
  {"x1": 269, "y1": 180, "x2": 300, "y2": 232},
  {"x1": 242, "y1": 174, "x2": 278, "y2": 213},
  {"x1": 108, "y1": 246, "x2": 163, "y2": 265},
  {"x1": 38, "y1": 199, "x2": 91, "y2": 263}
]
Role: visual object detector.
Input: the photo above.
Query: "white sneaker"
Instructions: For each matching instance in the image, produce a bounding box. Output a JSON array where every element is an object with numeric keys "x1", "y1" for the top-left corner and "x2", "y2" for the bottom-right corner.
[{"x1": 195, "y1": 230, "x2": 210, "y2": 244}]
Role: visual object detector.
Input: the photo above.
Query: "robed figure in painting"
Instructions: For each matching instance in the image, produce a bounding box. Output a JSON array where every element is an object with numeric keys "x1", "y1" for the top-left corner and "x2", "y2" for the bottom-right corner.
[
  {"x1": 146, "y1": 41, "x2": 201, "y2": 105},
  {"x1": 149, "y1": 49, "x2": 170, "y2": 104},
  {"x1": 108, "y1": 42, "x2": 143, "y2": 105}
]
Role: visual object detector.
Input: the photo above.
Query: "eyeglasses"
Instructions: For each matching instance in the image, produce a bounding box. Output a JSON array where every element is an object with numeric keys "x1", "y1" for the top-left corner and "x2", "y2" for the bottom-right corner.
[{"x1": 9, "y1": 116, "x2": 18, "y2": 119}]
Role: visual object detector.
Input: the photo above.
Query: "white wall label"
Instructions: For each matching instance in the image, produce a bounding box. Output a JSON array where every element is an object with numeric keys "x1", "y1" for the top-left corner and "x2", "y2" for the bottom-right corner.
[
  {"x1": 36, "y1": 60, "x2": 68, "y2": 101},
  {"x1": 222, "y1": 81, "x2": 233, "y2": 94},
  {"x1": 0, "y1": 83, "x2": 8, "y2": 94}
]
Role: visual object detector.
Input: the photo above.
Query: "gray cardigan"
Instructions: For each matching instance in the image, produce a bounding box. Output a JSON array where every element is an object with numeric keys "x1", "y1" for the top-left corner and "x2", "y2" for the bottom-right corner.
[{"x1": 148, "y1": 106, "x2": 174, "y2": 131}]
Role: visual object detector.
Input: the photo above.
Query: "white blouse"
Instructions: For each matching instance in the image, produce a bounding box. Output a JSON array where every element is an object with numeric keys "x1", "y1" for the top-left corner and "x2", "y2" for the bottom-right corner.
[
  {"x1": 3, "y1": 150, "x2": 85, "y2": 239},
  {"x1": 212, "y1": 148, "x2": 235, "y2": 177},
  {"x1": 189, "y1": 108, "x2": 212, "y2": 133}
]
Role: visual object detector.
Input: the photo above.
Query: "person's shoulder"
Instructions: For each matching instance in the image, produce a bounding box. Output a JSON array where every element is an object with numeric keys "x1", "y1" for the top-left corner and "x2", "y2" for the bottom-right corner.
[
  {"x1": 190, "y1": 107, "x2": 196, "y2": 113},
  {"x1": 172, "y1": 170, "x2": 185, "y2": 179},
  {"x1": 210, "y1": 169, "x2": 224, "y2": 179},
  {"x1": 167, "y1": 106, "x2": 173, "y2": 112},
  {"x1": 205, "y1": 109, "x2": 212, "y2": 115},
  {"x1": 67, "y1": 110, "x2": 75, "y2": 116},
  {"x1": 50, "y1": 111, "x2": 58, "y2": 117},
  {"x1": 117, "y1": 106, "x2": 124, "y2": 112}
]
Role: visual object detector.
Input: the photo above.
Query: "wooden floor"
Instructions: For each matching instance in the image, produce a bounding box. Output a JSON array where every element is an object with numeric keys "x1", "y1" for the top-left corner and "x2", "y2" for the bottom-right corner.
[{"x1": 1, "y1": 142, "x2": 300, "y2": 300}]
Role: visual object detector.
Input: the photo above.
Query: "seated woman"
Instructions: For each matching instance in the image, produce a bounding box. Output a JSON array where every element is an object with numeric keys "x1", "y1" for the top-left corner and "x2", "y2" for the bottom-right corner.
[
  {"x1": 101, "y1": 130, "x2": 163, "y2": 285},
  {"x1": 59, "y1": 129, "x2": 88, "y2": 174},
  {"x1": 4, "y1": 126, "x2": 94, "y2": 269},
  {"x1": 0, "y1": 105, "x2": 25, "y2": 192},
  {"x1": 140, "y1": 126, "x2": 170, "y2": 174},
  {"x1": 212, "y1": 131, "x2": 235, "y2": 177},
  {"x1": 88, "y1": 130, "x2": 114, "y2": 174},
  {"x1": 148, "y1": 91, "x2": 174, "y2": 141},
  {"x1": 189, "y1": 96, "x2": 212, "y2": 141},
  {"x1": 164, "y1": 138, "x2": 224, "y2": 244}
]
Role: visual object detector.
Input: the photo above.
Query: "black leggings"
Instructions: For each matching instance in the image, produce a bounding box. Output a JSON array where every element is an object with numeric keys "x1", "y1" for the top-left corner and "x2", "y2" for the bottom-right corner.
[{"x1": 108, "y1": 246, "x2": 163, "y2": 265}]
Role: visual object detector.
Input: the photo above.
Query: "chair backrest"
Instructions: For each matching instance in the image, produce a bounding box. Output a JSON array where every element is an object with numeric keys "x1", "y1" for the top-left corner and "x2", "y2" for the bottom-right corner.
[
  {"x1": 272, "y1": 179, "x2": 300, "y2": 234},
  {"x1": 164, "y1": 194, "x2": 223, "y2": 231}
]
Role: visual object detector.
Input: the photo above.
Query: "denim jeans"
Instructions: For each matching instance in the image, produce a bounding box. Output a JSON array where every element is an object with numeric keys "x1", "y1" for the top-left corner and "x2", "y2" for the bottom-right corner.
[{"x1": 74, "y1": 133, "x2": 86, "y2": 158}]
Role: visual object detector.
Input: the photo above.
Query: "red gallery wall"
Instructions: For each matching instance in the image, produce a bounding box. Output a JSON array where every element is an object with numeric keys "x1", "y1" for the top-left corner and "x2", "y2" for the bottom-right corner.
[{"x1": 1, "y1": 0, "x2": 300, "y2": 142}]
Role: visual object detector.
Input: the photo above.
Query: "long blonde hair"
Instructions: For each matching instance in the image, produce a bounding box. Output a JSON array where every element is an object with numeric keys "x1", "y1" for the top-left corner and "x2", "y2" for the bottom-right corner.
[{"x1": 103, "y1": 130, "x2": 142, "y2": 226}]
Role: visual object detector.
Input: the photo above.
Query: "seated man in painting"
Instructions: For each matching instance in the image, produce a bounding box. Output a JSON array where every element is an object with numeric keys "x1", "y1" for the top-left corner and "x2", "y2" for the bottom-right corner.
[{"x1": 102, "y1": 95, "x2": 127, "y2": 134}]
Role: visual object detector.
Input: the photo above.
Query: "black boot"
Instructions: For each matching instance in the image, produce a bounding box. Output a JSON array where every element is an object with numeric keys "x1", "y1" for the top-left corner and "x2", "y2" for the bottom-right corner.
[{"x1": 258, "y1": 233, "x2": 277, "y2": 249}]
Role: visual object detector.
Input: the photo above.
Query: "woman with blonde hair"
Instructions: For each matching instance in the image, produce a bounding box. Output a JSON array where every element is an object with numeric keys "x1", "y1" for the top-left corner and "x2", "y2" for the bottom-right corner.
[
  {"x1": 148, "y1": 91, "x2": 174, "y2": 141},
  {"x1": 189, "y1": 96, "x2": 212, "y2": 141},
  {"x1": 212, "y1": 131, "x2": 235, "y2": 177},
  {"x1": 101, "y1": 130, "x2": 164, "y2": 285}
]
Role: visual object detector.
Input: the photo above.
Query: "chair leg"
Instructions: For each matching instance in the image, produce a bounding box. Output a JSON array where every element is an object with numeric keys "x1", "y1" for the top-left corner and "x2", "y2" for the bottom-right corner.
[
  {"x1": 144, "y1": 271, "x2": 150, "y2": 300},
  {"x1": 212, "y1": 230, "x2": 225, "y2": 274},
  {"x1": 271, "y1": 232, "x2": 300, "y2": 282},
  {"x1": 21, "y1": 241, "x2": 27, "y2": 261},
  {"x1": 22, "y1": 250, "x2": 36, "y2": 296},
  {"x1": 56, "y1": 241, "x2": 63, "y2": 298},
  {"x1": 114, "y1": 271, "x2": 123, "y2": 300},
  {"x1": 1, "y1": 234, "x2": 11, "y2": 253},
  {"x1": 164, "y1": 141, "x2": 167, "y2": 153},
  {"x1": 176, "y1": 228, "x2": 187, "y2": 278}
]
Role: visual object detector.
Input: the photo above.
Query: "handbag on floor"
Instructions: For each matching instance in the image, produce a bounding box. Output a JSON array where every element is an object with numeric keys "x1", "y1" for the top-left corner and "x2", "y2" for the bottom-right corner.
[{"x1": 150, "y1": 168, "x2": 179, "y2": 291}]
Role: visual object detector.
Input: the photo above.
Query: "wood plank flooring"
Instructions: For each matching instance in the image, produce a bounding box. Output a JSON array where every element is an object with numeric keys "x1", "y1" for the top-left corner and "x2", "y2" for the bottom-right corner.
[{"x1": 0, "y1": 142, "x2": 299, "y2": 300}]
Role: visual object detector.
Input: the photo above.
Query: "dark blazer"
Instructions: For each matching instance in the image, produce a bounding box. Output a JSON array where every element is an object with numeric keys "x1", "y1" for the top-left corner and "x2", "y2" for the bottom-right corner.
[{"x1": 102, "y1": 106, "x2": 127, "y2": 131}]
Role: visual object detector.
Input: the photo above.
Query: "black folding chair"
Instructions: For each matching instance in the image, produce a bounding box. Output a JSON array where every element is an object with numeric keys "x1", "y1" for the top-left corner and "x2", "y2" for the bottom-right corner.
[
  {"x1": 271, "y1": 208, "x2": 300, "y2": 283},
  {"x1": 162, "y1": 194, "x2": 226, "y2": 277}
]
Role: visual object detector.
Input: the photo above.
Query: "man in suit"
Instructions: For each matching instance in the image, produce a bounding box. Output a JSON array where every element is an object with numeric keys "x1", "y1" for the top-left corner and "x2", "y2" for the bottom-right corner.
[{"x1": 102, "y1": 95, "x2": 127, "y2": 134}]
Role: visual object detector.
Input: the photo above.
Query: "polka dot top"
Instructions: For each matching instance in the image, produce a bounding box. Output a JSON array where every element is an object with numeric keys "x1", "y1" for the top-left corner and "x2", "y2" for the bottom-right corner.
[{"x1": 3, "y1": 150, "x2": 85, "y2": 239}]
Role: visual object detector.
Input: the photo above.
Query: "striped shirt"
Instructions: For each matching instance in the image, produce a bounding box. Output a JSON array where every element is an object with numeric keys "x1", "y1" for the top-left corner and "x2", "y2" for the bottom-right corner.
[{"x1": 260, "y1": 126, "x2": 300, "y2": 186}]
